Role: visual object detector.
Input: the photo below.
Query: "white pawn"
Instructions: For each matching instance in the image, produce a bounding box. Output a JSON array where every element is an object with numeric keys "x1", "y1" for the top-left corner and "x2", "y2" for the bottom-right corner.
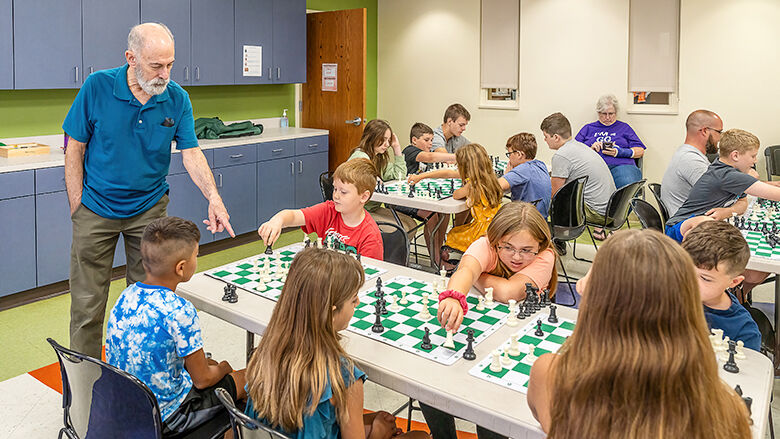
[
  {"x1": 485, "y1": 287, "x2": 494, "y2": 306},
  {"x1": 500, "y1": 351, "x2": 512, "y2": 367},
  {"x1": 476, "y1": 296, "x2": 486, "y2": 311},
  {"x1": 255, "y1": 277, "x2": 266, "y2": 291},
  {"x1": 275, "y1": 254, "x2": 281, "y2": 273},
  {"x1": 432, "y1": 282, "x2": 440, "y2": 296},
  {"x1": 400, "y1": 290, "x2": 408, "y2": 305},
  {"x1": 317, "y1": 237, "x2": 323, "y2": 249},
  {"x1": 443, "y1": 330, "x2": 456, "y2": 349},
  {"x1": 506, "y1": 299, "x2": 519, "y2": 327},
  {"x1": 419, "y1": 299, "x2": 431, "y2": 320},
  {"x1": 525, "y1": 346, "x2": 537, "y2": 363},
  {"x1": 735, "y1": 340, "x2": 746, "y2": 360},
  {"x1": 507, "y1": 334, "x2": 520, "y2": 356},
  {"x1": 489, "y1": 351, "x2": 502, "y2": 372},
  {"x1": 712, "y1": 329, "x2": 724, "y2": 348},
  {"x1": 440, "y1": 268, "x2": 447, "y2": 282},
  {"x1": 252, "y1": 257, "x2": 260, "y2": 273},
  {"x1": 389, "y1": 295, "x2": 401, "y2": 312}
]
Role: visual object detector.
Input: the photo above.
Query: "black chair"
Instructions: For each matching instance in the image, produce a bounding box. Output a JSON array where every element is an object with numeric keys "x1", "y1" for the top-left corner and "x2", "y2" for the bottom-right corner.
[
  {"x1": 376, "y1": 221, "x2": 411, "y2": 266},
  {"x1": 647, "y1": 183, "x2": 669, "y2": 225},
  {"x1": 47, "y1": 338, "x2": 229, "y2": 439},
  {"x1": 765, "y1": 145, "x2": 780, "y2": 181},
  {"x1": 574, "y1": 179, "x2": 646, "y2": 260},
  {"x1": 630, "y1": 198, "x2": 663, "y2": 231},
  {"x1": 214, "y1": 388, "x2": 292, "y2": 439},
  {"x1": 319, "y1": 171, "x2": 334, "y2": 202},
  {"x1": 547, "y1": 176, "x2": 588, "y2": 305},
  {"x1": 706, "y1": 152, "x2": 719, "y2": 163}
]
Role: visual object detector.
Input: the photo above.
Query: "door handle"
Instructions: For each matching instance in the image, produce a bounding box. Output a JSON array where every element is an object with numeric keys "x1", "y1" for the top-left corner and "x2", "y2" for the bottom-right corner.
[
  {"x1": 217, "y1": 173, "x2": 223, "y2": 188},
  {"x1": 75, "y1": 66, "x2": 79, "y2": 83},
  {"x1": 184, "y1": 66, "x2": 189, "y2": 81},
  {"x1": 299, "y1": 160, "x2": 303, "y2": 174},
  {"x1": 195, "y1": 66, "x2": 200, "y2": 81},
  {"x1": 89, "y1": 66, "x2": 94, "y2": 75},
  {"x1": 272, "y1": 148, "x2": 284, "y2": 153},
  {"x1": 290, "y1": 162, "x2": 294, "y2": 175},
  {"x1": 276, "y1": 67, "x2": 281, "y2": 79},
  {"x1": 268, "y1": 67, "x2": 272, "y2": 78},
  {"x1": 229, "y1": 154, "x2": 244, "y2": 159},
  {"x1": 345, "y1": 117, "x2": 362, "y2": 126}
]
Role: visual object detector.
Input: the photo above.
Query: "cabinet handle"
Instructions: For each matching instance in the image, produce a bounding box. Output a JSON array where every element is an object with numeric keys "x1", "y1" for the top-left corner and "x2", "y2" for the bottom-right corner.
[
  {"x1": 217, "y1": 173, "x2": 223, "y2": 188},
  {"x1": 308, "y1": 144, "x2": 317, "y2": 149},
  {"x1": 268, "y1": 67, "x2": 272, "y2": 78},
  {"x1": 299, "y1": 160, "x2": 303, "y2": 174},
  {"x1": 75, "y1": 66, "x2": 79, "y2": 83},
  {"x1": 290, "y1": 162, "x2": 294, "y2": 175},
  {"x1": 229, "y1": 154, "x2": 244, "y2": 159},
  {"x1": 184, "y1": 66, "x2": 189, "y2": 81},
  {"x1": 276, "y1": 67, "x2": 281, "y2": 79},
  {"x1": 196, "y1": 66, "x2": 200, "y2": 81},
  {"x1": 272, "y1": 148, "x2": 284, "y2": 153},
  {"x1": 89, "y1": 66, "x2": 94, "y2": 75}
]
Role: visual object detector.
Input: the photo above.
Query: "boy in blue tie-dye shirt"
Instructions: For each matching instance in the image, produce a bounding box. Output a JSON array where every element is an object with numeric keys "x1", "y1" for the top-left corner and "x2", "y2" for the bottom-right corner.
[{"x1": 106, "y1": 217, "x2": 246, "y2": 435}]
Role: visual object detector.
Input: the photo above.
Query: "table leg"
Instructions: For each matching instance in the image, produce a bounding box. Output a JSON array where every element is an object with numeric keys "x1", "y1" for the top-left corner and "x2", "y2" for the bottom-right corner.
[
  {"x1": 246, "y1": 331, "x2": 255, "y2": 363},
  {"x1": 775, "y1": 279, "x2": 780, "y2": 375},
  {"x1": 427, "y1": 213, "x2": 449, "y2": 270}
]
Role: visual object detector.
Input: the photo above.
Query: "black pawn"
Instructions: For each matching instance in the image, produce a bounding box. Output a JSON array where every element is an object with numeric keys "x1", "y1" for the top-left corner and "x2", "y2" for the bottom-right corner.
[
  {"x1": 408, "y1": 183, "x2": 415, "y2": 198},
  {"x1": 517, "y1": 302, "x2": 527, "y2": 320},
  {"x1": 723, "y1": 340, "x2": 740, "y2": 373},
  {"x1": 228, "y1": 285, "x2": 238, "y2": 303},
  {"x1": 371, "y1": 303, "x2": 384, "y2": 333},
  {"x1": 420, "y1": 327, "x2": 432, "y2": 350},
  {"x1": 534, "y1": 319, "x2": 544, "y2": 336},
  {"x1": 463, "y1": 329, "x2": 476, "y2": 360},
  {"x1": 743, "y1": 396, "x2": 753, "y2": 415},
  {"x1": 264, "y1": 244, "x2": 273, "y2": 255},
  {"x1": 734, "y1": 384, "x2": 743, "y2": 396},
  {"x1": 543, "y1": 289, "x2": 551, "y2": 305},
  {"x1": 304, "y1": 237, "x2": 311, "y2": 248},
  {"x1": 548, "y1": 305, "x2": 559, "y2": 323},
  {"x1": 222, "y1": 284, "x2": 232, "y2": 301},
  {"x1": 380, "y1": 297, "x2": 388, "y2": 315},
  {"x1": 376, "y1": 277, "x2": 383, "y2": 292},
  {"x1": 356, "y1": 253, "x2": 361, "y2": 262}
]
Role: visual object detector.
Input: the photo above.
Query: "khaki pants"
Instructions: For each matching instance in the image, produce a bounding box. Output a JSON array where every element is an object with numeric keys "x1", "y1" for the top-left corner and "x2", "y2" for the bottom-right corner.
[{"x1": 69, "y1": 195, "x2": 169, "y2": 358}]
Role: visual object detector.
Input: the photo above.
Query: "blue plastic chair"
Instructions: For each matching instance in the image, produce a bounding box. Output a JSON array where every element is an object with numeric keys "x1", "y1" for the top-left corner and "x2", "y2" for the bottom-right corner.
[{"x1": 214, "y1": 388, "x2": 293, "y2": 439}]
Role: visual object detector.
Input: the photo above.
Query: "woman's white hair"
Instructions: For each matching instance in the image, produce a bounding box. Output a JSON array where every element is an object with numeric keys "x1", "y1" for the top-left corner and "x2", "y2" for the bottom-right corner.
[
  {"x1": 127, "y1": 23, "x2": 174, "y2": 54},
  {"x1": 596, "y1": 94, "x2": 619, "y2": 113}
]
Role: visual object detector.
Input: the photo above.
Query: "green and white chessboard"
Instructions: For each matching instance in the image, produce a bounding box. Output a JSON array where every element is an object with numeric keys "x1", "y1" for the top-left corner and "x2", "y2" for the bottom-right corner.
[
  {"x1": 347, "y1": 275, "x2": 510, "y2": 365},
  {"x1": 384, "y1": 178, "x2": 463, "y2": 199},
  {"x1": 743, "y1": 231, "x2": 780, "y2": 260},
  {"x1": 468, "y1": 313, "x2": 576, "y2": 393},
  {"x1": 205, "y1": 244, "x2": 388, "y2": 301}
]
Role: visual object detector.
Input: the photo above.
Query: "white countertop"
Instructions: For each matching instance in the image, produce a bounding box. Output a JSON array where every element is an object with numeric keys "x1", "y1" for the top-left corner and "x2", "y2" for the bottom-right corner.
[{"x1": 0, "y1": 126, "x2": 328, "y2": 174}]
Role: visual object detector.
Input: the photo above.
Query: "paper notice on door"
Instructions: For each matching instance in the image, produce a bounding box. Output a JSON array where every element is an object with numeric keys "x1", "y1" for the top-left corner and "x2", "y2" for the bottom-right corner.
[
  {"x1": 322, "y1": 63, "x2": 337, "y2": 92},
  {"x1": 243, "y1": 45, "x2": 263, "y2": 77}
]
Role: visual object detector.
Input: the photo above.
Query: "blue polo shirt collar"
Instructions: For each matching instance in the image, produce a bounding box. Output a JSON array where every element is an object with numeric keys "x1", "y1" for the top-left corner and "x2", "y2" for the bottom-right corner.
[{"x1": 113, "y1": 64, "x2": 170, "y2": 106}]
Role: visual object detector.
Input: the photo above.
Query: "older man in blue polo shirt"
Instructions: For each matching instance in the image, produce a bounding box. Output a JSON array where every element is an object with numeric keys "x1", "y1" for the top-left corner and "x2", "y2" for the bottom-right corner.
[{"x1": 63, "y1": 23, "x2": 233, "y2": 358}]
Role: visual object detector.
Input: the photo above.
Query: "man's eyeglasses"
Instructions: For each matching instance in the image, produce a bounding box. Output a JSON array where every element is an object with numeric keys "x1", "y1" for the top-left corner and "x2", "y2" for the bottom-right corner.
[
  {"x1": 706, "y1": 127, "x2": 723, "y2": 134},
  {"x1": 497, "y1": 245, "x2": 538, "y2": 257}
]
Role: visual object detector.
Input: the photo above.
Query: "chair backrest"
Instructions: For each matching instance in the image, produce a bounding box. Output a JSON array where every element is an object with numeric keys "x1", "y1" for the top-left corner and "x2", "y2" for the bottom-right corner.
[
  {"x1": 764, "y1": 145, "x2": 780, "y2": 180},
  {"x1": 376, "y1": 221, "x2": 410, "y2": 266},
  {"x1": 548, "y1": 176, "x2": 588, "y2": 241},
  {"x1": 630, "y1": 198, "x2": 663, "y2": 231},
  {"x1": 706, "y1": 152, "x2": 719, "y2": 163},
  {"x1": 47, "y1": 338, "x2": 163, "y2": 439},
  {"x1": 319, "y1": 171, "x2": 334, "y2": 202},
  {"x1": 214, "y1": 388, "x2": 293, "y2": 439},
  {"x1": 603, "y1": 179, "x2": 646, "y2": 230},
  {"x1": 647, "y1": 182, "x2": 669, "y2": 224}
]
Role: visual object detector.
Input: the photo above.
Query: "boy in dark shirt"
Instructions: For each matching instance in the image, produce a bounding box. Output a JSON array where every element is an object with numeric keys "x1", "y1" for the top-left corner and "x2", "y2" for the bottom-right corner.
[
  {"x1": 402, "y1": 122, "x2": 455, "y2": 174},
  {"x1": 682, "y1": 220, "x2": 762, "y2": 351}
]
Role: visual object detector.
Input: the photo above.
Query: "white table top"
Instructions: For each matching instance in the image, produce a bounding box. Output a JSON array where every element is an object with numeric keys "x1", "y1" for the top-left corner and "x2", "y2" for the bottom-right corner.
[
  {"x1": 370, "y1": 180, "x2": 468, "y2": 214},
  {"x1": 177, "y1": 250, "x2": 773, "y2": 439}
]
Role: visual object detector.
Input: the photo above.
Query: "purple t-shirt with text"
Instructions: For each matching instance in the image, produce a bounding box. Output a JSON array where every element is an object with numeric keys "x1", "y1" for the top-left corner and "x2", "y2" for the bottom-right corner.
[{"x1": 575, "y1": 120, "x2": 645, "y2": 166}]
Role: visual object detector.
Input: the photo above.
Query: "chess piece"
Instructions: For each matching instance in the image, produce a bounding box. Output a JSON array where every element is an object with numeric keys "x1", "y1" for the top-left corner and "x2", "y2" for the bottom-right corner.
[
  {"x1": 723, "y1": 340, "x2": 740, "y2": 373},
  {"x1": 500, "y1": 351, "x2": 512, "y2": 367},
  {"x1": 507, "y1": 333, "x2": 521, "y2": 356},
  {"x1": 222, "y1": 284, "x2": 232, "y2": 301},
  {"x1": 443, "y1": 330, "x2": 456, "y2": 349},
  {"x1": 735, "y1": 340, "x2": 746, "y2": 360},
  {"x1": 476, "y1": 296, "x2": 485, "y2": 311},
  {"x1": 400, "y1": 290, "x2": 408, "y2": 305},
  {"x1": 463, "y1": 329, "x2": 476, "y2": 360},
  {"x1": 506, "y1": 299, "x2": 519, "y2": 327},
  {"x1": 264, "y1": 244, "x2": 273, "y2": 255},
  {"x1": 317, "y1": 237, "x2": 323, "y2": 249},
  {"x1": 420, "y1": 327, "x2": 432, "y2": 350},
  {"x1": 419, "y1": 301, "x2": 431, "y2": 320},
  {"x1": 542, "y1": 289, "x2": 551, "y2": 305},
  {"x1": 389, "y1": 295, "x2": 401, "y2": 312},
  {"x1": 485, "y1": 287, "x2": 494, "y2": 306},
  {"x1": 524, "y1": 346, "x2": 537, "y2": 363},
  {"x1": 548, "y1": 305, "x2": 559, "y2": 323},
  {"x1": 376, "y1": 277, "x2": 383, "y2": 294},
  {"x1": 371, "y1": 303, "x2": 385, "y2": 333},
  {"x1": 534, "y1": 319, "x2": 544, "y2": 336},
  {"x1": 489, "y1": 351, "x2": 503, "y2": 373},
  {"x1": 408, "y1": 183, "x2": 415, "y2": 198},
  {"x1": 517, "y1": 302, "x2": 528, "y2": 319},
  {"x1": 304, "y1": 237, "x2": 311, "y2": 248},
  {"x1": 228, "y1": 288, "x2": 238, "y2": 303}
]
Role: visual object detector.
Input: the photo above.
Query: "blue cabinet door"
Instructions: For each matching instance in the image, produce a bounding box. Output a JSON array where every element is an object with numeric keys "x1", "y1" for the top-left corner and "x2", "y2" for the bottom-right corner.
[
  {"x1": 234, "y1": 0, "x2": 273, "y2": 85},
  {"x1": 13, "y1": 0, "x2": 83, "y2": 89},
  {"x1": 257, "y1": 158, "x2": 295, "y2": 225},
  {"x1": 35, "y1": 191, "x2": 72, "y2": 285},
  {"x1": 191, "y1": 0, "x2": 234, "y2": 85},
  {"x1": 295, "y1": 151, "x2": 328, "y2": 209},
  {"x1": 82, "y1": 0, "x2": 140, "y2": 78},
  {"x1": 0, "y1": 196, "x2": 36, "y2": 296},
  {"x1": 272, "y1": 0, "x2": 306, "y2": 84},
  {"x1": 167, "y1": 173, "x2": 213, "y2": 244},
  {"x1": 141, "y1": 0, "x2": 191, "y2": 86},
  {"x1": 214, "y1": 162, "x2": 257, "y2": 239},
  {"x1": 0, "y1": 0, "x2": 12, "y2": 89}
]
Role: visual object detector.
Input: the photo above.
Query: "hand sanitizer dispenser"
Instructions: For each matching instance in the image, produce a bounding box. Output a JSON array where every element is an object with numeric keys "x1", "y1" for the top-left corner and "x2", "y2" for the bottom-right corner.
[{"x1": 281, "y1": 109, "x2": 289, "y2": 128}]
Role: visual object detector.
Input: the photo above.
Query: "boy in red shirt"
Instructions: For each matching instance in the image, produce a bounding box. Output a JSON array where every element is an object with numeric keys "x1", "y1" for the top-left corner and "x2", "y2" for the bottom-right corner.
[{"x1": 258, "y1": 158, "x2": 384, "y2": 260}]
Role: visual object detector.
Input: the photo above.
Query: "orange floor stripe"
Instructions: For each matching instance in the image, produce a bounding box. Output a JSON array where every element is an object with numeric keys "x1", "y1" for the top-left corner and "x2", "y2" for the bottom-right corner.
[
  {"x1": 28, "y1": 345, "x2": 106, "y2": 394},
  {"x1": 363, "y1": 409, "x2": 478, "y2": 439}
]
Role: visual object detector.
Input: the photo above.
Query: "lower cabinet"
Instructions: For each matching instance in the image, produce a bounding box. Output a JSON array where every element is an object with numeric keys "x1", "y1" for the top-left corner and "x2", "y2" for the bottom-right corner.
[
  {"x1": 257, "y1": 157, "x2": 295, "y2": 225},
  {"x1": 167, "y1": 173, "x2": 213, "y2": 245},
  {"x1": 213, "y1": 162, "x2": 257, "y2": 240},
  {"x1": 295, "y1": 151, "x2": 328, "y2": 209},
  {"x1": 0, "y1": 196, "x2": 36, "y2": 296}
]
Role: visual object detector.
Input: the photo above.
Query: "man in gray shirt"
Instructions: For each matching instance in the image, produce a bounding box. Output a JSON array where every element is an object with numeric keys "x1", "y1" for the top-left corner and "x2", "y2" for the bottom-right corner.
[
  {"x1": 542, "y1": 112, "x2": 616, "y2": 224},
  {"x1": 661, "y1": 110, "x2": 723, "y2": 216},
  {"x1": 432, "y1": 103, "x2": 471, "y2": 153}
]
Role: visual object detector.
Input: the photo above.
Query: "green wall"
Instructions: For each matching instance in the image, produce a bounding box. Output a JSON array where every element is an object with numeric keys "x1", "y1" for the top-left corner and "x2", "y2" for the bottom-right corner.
[{"x1": 0, "y1": 0, "x2": 377, "y2": 138}]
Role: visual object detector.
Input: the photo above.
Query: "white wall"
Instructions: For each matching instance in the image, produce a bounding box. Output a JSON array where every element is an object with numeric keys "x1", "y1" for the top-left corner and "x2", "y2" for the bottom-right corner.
[{"x1": 377, "y1": 0, "x2": 780, "y2": 183}]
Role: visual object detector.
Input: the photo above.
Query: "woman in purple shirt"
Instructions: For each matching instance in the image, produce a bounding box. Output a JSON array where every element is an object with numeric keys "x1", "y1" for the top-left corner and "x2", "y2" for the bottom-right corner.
[{"x1": 575, "y1": 94, "x2": 646, "y2": 188}]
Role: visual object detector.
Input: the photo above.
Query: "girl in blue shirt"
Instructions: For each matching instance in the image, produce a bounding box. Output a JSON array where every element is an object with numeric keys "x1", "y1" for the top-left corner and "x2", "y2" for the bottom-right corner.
[{"x1": 245, "y1": 247, "x2": 429, "y2": 439}]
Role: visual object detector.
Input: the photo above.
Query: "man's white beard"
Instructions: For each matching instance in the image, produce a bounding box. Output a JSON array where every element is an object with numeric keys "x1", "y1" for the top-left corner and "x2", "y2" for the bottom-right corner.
[{"x1": 135, "y1": 65, "x2": 169, "y2": 96}]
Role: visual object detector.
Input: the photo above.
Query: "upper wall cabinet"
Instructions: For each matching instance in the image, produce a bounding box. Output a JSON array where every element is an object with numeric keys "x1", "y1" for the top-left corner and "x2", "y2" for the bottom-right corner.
[
  {"x1": 234, "y1": 0, "x2": 273, "y2": 85},
  {"x1": 272, "y1": 0, "x2": 306, "y2": 84},
  {"x1": 191, "y1": 0, "x2": 235, "y2": 86},
  {"x1": 0, "y1": 0, "x2": 12, "y2": 89},
  {"x1": 13, "y1": 0, "x2": 83, "y2": 89},
  {"x1": 82, "y1": 0, "x2": 140, "y2": 78},
  {"x1": 141, "y1": 0, "x2": 192, "y2": 86}
]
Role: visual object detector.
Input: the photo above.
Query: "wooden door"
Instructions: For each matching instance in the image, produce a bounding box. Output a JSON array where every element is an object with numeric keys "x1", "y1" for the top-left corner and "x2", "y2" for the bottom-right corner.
[{"x1": 302, "y1": 9, "x2": 366, "y2": 172}]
